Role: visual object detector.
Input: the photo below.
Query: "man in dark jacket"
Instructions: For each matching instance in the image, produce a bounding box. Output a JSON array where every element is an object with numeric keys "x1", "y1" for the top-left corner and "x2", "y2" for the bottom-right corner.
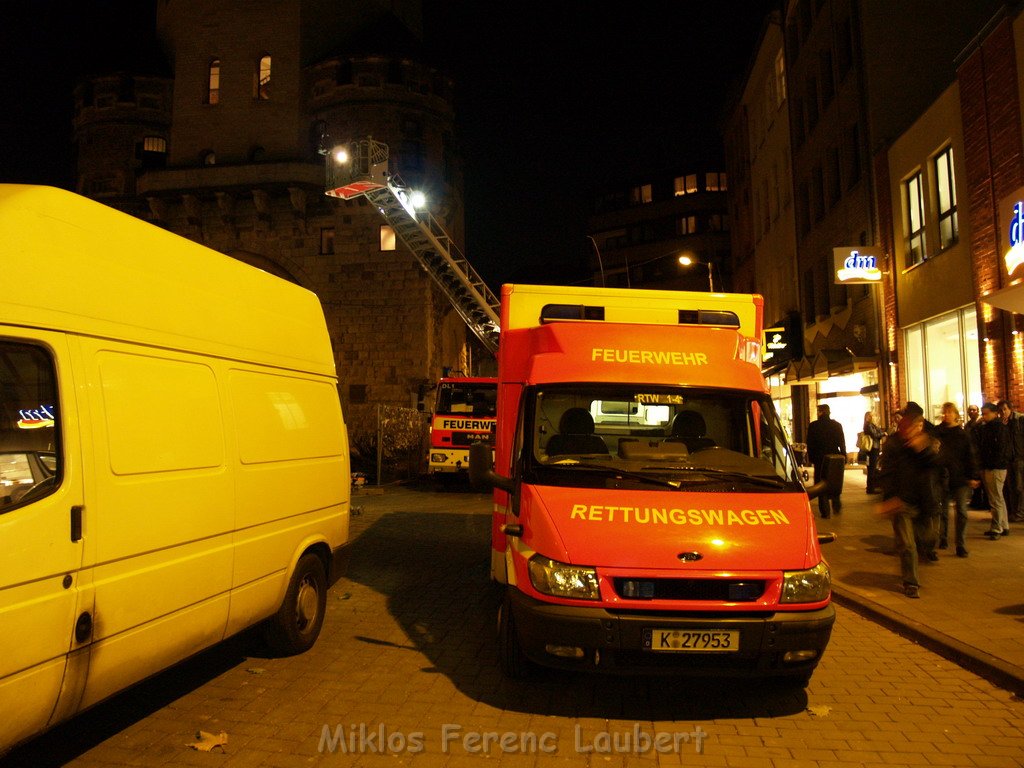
[
  {"x1": 806, "y1": 403, "x2": 846, "y2": 518},
  {"x1": 902, "y1": 401, "x2": 942, "y2": 561},
  {"x1": 880, "y1": 413, "x2": 942, "y2": 598},
  {"x1": 976, "y1": 402, "x2": 1011, "y2": 538},
  {"x1": 935, "y1": 402, "x2": 980, "y2": 557}
]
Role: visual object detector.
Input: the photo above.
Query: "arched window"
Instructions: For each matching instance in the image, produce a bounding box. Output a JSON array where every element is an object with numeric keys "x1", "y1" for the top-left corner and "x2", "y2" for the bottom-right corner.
[
  {"x1": 201, "y1": 150, "x2": 216, "y2": 166},
  {"x1": 207, "y1": 59, "x2": 220, "y2": 104},
  {"x1": 256, "y1": 55, "x2": 271, "y2": 100}
]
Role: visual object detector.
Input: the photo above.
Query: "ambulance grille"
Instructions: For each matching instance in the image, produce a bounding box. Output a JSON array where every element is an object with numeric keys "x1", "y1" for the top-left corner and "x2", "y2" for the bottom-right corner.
[
  {"x1": 450, "y1": 433, "x2": 493, "y2": 447},
  {"x1": 613, "y1": 578, "x2": 766, "y2": 602}
]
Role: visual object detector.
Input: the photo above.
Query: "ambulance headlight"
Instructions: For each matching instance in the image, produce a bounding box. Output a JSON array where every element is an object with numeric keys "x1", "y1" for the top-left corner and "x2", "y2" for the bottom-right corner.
[
  {"x1": 780, "y1": 561, "x2": 831, "y2": 603},
  {"x1": 528, "y1": 556, "x2": 600, "y2": 600}
]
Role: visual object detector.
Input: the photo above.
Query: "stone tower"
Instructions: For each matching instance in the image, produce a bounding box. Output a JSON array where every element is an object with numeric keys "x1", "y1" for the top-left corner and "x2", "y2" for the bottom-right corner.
[{"x1": 73, "y1": 0, "x2": 474, "y2": 455}]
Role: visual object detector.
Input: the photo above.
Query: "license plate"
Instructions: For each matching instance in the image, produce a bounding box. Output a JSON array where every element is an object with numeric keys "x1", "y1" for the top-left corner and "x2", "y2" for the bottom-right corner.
[{"x1": 643, "y1": 629, "x2": 740, "y2": 652}]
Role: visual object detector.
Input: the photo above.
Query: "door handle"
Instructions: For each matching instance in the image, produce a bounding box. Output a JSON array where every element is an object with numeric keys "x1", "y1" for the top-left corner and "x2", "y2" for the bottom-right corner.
[{"x1": 71, "y1": 505, "x2": 83, "y2": 542}]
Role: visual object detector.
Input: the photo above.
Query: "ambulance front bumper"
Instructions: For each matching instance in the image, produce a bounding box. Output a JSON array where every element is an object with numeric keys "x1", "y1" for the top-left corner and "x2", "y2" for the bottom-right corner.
[{"x1": 508, "y1": 588, "x2": 835, "y2": 678}]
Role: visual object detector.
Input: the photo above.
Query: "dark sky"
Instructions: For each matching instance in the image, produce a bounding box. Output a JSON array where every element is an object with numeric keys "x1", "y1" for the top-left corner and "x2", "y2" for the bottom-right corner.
[{"x1": 0, "y1": 1, "x2": 777, "y2": 288}]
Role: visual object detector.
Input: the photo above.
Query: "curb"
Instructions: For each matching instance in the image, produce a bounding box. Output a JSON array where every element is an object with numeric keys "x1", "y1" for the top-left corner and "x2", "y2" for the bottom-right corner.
[{"x1": 831, "y1": 583, "x2": 1024, "y2": 698}]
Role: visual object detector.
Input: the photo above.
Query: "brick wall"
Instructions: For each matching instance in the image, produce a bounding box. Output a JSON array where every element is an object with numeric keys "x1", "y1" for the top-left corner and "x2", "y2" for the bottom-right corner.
[{"x1": 958, "y1": 15, "x2": 1024, "y2": 405}]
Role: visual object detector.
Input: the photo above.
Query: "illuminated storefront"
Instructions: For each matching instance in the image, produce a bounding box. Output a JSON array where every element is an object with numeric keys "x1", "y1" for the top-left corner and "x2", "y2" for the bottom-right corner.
[{"x1": 902, "y1": 306, "x2": 982, "y2": 423}]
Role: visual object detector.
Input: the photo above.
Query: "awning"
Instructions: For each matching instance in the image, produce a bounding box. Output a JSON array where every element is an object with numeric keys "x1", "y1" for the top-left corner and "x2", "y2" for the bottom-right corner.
[
  {"x1": 784, "y1": 349, "x2": 878, "y2": 383},
  {"x1": 981, "y1": 280, "x2": 1024, "y2": 314}
]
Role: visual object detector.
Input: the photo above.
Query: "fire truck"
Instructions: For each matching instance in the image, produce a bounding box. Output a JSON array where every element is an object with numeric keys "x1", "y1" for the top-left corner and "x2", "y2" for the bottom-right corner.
[
  {"x1": 470, "y1": 284, "x2": 842, "y2": 684},
  {"x1": 427, "y1": 375, "x2": 497, "y2": 475}
]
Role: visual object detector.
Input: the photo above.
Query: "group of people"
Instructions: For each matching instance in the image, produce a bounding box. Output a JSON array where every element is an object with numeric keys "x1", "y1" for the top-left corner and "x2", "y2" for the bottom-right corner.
[{"x1": 805, "y1": 399, "x2": 1024, "y2": 599}]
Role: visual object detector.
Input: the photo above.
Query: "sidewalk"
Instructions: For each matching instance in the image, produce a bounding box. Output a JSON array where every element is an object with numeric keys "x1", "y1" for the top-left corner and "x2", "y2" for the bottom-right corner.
[{"x1": 823, "y1": 466, "x2": 1024, "y2": 696}]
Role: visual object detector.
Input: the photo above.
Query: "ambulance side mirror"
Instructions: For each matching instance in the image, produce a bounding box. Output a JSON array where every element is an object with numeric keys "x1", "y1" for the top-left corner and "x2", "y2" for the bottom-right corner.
[
  {"x1": 805, "y1": 454, "x2": 845, "y2": 500},
  {"x1": 469, "y1": 442, "x2": 513, "y2": 493}
]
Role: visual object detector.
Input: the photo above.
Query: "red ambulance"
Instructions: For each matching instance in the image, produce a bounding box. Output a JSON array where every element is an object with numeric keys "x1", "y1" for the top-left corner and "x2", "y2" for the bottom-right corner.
[{"x1": 470, "y1": 284, "x2": 841, "y2": 684}]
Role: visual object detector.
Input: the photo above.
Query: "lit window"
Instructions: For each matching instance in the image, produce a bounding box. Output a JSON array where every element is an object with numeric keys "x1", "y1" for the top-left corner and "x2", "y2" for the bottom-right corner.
[
  {"x1": 202, "y1": 150, "x2": 216, "y2": 166},
  {"x1": 630, "y1": 184, "x2": 652, "y2": 204},
  {"x1": 257, "y1": 55, "x2": 271, "y2": 100},
  {"x1": 673, "y1": 176, "x2": 685, "y2": 197},
  {"x1": 380, "y1": 225, "x2": 396, "y2": 251},
  {"x1": 142, "y1": 136, "x2": 167, "y2": 153},
  {"x1": 705, "y1": 172, "x2": 727, "y2": 192},
  {"x1": 320, "y1": 227, "x2": 335, "y2": 255},
  {"x1": 905, "y1": 171, "x2": 927, "y2": 265},
  {"x1": 934, "y1": 146, "x2": 958, "y2": 250},
  {"x1": 774, "y1": 49, "x2": 787, "y2": 105},
  {"x1": 207, "y1": 59, "x2": 220, "y2": 105},
  {"x1": 678, "y1": 215, "x2": 697, "y2": 235},
  {"x1": 685, "y1": 174, "x2": 698, "y2": 194}
]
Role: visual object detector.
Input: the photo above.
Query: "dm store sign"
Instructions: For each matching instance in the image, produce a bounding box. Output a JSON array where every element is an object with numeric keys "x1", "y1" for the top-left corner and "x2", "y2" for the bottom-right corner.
[
  {"x1": 1004, "y1": 200, "x2": 1024, "y2": 279},
  {"x1": 832, "y1": 247, "x2": 882, "y2": 284}
]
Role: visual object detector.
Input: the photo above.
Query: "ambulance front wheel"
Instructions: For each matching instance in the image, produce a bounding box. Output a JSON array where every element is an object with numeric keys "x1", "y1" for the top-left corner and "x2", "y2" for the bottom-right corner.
[
  {"x1": 497, "y1": 593, "x2": 533, "y2": 679},
  {"x1": 265, "y1": 552, "x2": 328, "y2": 655}
]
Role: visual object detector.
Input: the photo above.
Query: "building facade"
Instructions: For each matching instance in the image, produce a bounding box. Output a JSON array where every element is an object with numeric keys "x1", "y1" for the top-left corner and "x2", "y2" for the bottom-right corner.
[
  {"x1": 585, "y1": 168, "x2": 731, "y2": 292},
  {"x1": 72, "y1": 0, "x2": 474, "y2": 453}
]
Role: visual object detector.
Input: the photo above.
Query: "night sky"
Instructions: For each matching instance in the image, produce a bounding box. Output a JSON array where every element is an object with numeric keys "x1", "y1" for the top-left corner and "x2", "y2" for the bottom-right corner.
[{"x1": 1, "y1": 1, "x2": 776, "y2": 288}]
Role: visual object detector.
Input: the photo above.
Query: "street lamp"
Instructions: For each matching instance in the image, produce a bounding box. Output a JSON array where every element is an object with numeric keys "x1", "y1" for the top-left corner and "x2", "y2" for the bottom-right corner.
[{"x1": 678, "y1": 254, "x2": 714, "y2": 291}]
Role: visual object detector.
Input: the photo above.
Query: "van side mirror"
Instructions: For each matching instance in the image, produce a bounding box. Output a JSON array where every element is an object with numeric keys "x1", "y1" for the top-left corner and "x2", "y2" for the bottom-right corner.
[
  {"x1": 805, "y1": 454, "x2": 845, "y2": 500},
  {"x1": 469, "y1": 441, "x2": 513, "y2": 493}
]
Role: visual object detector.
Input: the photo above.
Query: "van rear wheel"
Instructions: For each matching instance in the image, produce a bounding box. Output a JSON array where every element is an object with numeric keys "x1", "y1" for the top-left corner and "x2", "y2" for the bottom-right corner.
[{"x1": 265, "y1": 553, "x2": 327, "y2": 655}]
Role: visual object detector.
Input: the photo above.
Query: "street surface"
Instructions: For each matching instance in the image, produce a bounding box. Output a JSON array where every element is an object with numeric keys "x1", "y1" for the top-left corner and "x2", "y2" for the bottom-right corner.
[{"x1": 4, "y1": 482, "x2": 1024, "y2": 767}]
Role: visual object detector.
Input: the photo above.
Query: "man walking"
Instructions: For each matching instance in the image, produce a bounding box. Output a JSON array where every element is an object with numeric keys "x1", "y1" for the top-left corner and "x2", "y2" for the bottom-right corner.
[
  {"x1": 806, "y1": 403, "x2": 846, "y2": 518},
  {"x1": 879, "y1": 412, "x2": 941, "y2": 598},
  {"x1": 998, "y1": 400, "x2": 1024, "y2": 523}
]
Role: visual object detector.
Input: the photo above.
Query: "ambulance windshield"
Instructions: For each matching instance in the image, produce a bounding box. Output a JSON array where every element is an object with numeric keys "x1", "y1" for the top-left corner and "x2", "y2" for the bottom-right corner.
[{"x1": 527, "y1": 385, "x2": 802, "y2": 491}]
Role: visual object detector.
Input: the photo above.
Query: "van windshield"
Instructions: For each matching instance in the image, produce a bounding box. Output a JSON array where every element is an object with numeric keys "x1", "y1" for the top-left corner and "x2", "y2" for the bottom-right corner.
[{"x1": 526, "y1": 385, "x2": 802, "y2": 492}]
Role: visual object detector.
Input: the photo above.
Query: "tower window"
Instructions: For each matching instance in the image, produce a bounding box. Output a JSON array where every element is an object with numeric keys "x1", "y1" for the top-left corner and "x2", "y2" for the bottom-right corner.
[
  {"x1": 207, "y1": 59, "x2": 220, "y2": 105},
  {"x1": 256, "y1": 55, "x2": 271, "y2": 100}
]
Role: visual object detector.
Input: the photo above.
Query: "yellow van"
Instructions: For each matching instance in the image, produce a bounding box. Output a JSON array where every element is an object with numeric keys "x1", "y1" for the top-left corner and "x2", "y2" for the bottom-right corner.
[{"x1": 0, "y1": 185, "x2": 351, "y2": 753}]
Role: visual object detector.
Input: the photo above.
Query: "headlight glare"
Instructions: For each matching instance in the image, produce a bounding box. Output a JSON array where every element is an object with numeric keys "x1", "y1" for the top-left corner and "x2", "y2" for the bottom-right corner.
[
  {"x1": 781, "y1": 561, "x2": 831, "y2": 603},
  {"x1": 528, "y1": 555, "x2": 600, "y2": 600}
]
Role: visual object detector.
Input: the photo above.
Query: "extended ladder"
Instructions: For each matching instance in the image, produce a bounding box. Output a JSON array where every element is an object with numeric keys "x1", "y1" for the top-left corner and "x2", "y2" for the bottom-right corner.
[{"x1": 325, "y1": 139, "x2": 500, "y2": 354}]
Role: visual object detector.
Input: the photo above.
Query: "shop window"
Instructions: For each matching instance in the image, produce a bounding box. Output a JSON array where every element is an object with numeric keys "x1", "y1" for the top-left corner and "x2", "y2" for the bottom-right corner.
[
  {"x1": 934, "y1": 146, "x2": 958, "y2": 250},
  {"x1": 207, "y1": 59, "x2": 220, "y2": 105},
  {"x1": 903, "y1": 307, "x2": 981, "y2": 420},
  {"x1": 904, "y1": 171, "x2": 927, "y2": 265}
]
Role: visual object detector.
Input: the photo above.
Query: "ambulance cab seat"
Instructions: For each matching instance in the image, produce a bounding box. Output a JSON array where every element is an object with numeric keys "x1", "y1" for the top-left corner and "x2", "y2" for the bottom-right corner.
[
  {"x1": 546, "y1": 408, "x2": 609, "y2": 456},
  {"x1": 667, "y1": 410, "x2": 716, "y2": 451}
]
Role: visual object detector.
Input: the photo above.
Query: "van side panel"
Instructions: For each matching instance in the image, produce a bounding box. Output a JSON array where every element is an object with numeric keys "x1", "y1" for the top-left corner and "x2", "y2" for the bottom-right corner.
[
  {"x1": 77, "y1": 339, "x2": 234, "y2": 709},
  {"x1": 225, "y1": 369, "x2": 349, "y2": 634}
]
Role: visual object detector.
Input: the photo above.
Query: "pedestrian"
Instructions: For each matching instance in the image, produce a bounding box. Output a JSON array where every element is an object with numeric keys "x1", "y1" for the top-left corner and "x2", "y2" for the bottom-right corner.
[
  {"x1": 935, "y1": 402, "x2": 980, "y2": 557},
  {"x1": 975, "y1": 402, "x2": 1011, "y2": 539},
  {"x1": 997, "y1": 399, "x2": 1024, "y2": 523},
  {"x1": 965, "y1": 404, "x2": 988, "y2": 510},
  {"x1": 902, "y1": 401, "x2": 942, "y2": 560},
  {"x1": 862, "y1": 411, "x2": 884, "y2": 494},
  {"x1": 878, "y1": 412, "x2": 941, "y2": 598},
  {"x1": 806, "y1": 403, "x2": 846, "y2": 518}
]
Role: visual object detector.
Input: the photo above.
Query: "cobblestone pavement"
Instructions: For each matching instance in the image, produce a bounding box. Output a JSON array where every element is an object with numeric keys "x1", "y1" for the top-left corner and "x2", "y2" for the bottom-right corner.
[{"x1": 4, "y1": 482, "x2": 1023, "y2": 768}]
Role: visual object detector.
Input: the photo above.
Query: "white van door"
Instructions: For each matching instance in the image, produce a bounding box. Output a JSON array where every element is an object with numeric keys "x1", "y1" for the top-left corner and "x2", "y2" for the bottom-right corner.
[{"x1": 0, "y1": 334, "x2": 88, "y2": 751}]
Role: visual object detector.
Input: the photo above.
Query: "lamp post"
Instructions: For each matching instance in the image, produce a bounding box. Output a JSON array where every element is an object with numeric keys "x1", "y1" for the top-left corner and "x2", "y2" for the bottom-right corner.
[{"x1": 678, "y1": 254, "x2": 714, "y2": 291}]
